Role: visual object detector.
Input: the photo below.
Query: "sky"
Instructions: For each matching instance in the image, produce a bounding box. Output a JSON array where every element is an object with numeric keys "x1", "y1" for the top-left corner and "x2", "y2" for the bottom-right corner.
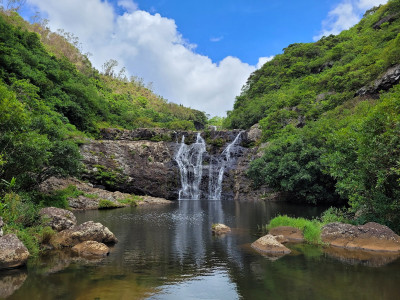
[{"x1": 21, "y1": 0, "x2": 388, "y2": 117}]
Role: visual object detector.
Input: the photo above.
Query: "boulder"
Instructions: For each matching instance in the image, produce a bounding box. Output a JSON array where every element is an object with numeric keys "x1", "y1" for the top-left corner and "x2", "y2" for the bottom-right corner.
[
  {"x1": 269, "y1": 226, "x2": 305, "y2": 243},
  {"x1": 212, "y1": 223, "x2": 231, "y2": 235},
  {"x1": 246, "y1": 124, "x2": 262, "y2": 143},
  {"x1": 39, "y1": 207, "x2": 77, "y2": 232},
  {"x1": 0, "y1": 216, "x2": 3, "y2": 237},
  {"x1": 51, "y1": 221, "x2": 118, "y2": 248},
  {"x1": 251, "y1": 234, "x2": 291, "y2": 255},
  {"x1": 321, "y1": 222, "x2": 400, "y2": 252},
  {"x1": 72, "y1": 241, "x2": 110, "y2": 258},
  {"x1": 0, "y1": 234, "x2": 30, "y2": 270},
  {"x1": 0, "y1": 269, "x2": 28, "y2": 298}
]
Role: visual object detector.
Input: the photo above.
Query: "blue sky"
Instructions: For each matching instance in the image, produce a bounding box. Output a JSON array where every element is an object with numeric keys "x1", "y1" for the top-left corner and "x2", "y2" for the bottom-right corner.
[
  {"x1": 22, "y1": 0, "x2": 387, "y2": 116},
  {"x1": 118, "y1": 0, "x2": 335, "y2": 65}
]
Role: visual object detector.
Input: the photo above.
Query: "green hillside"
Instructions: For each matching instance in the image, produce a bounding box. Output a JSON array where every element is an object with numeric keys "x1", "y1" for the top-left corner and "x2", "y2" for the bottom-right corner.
[{"x1": 227, "y1": 1, "x2": 400, "y2": 230}]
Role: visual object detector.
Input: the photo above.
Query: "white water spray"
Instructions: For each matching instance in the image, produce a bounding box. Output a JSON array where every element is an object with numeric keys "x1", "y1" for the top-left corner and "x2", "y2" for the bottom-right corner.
[{"x1": 175, "y1": 133, "x2": 206, "y2": 200}]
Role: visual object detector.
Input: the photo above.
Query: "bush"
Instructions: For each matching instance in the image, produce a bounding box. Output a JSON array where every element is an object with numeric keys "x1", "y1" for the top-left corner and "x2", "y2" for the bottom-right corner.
[{"x1": 98, "y1": 199, "x2": 120, "y2": 209}]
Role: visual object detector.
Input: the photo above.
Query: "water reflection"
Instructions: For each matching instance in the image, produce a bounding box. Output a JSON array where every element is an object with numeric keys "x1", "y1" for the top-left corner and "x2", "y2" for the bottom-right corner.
[{"x1": 3, "y1": 201, "x2": 400, "y2": 300}]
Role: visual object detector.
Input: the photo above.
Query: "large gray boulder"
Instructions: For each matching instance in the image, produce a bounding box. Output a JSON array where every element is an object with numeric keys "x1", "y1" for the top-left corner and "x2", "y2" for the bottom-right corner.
[
  {"x1": 39, "y1": 207, "x2": 77, "y2": 232},
  {"x1": 51, "y1": 221, "x2": 118, "y2": 248},
  {"x1": 0, "y1": 234, "x2": 30, "y2": 270},
  {"x1": 321, "y1": 222, "x2": 400, "y2": 252}
]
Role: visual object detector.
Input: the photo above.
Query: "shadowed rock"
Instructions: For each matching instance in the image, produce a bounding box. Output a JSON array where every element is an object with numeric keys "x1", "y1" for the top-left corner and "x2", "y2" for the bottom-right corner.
[
  {"x1": 39, "y1": 207, "x2": 77, "y2": 232},
  {"x1": 0, "y1": 217, "x2": 3, "y2": 237},
  {"x1": 0, "y1": 234, "x2": 30, "y2": 270},
  {"x1": 321, "y1": 222, "x2": 400, "y2": 252},
  {"x1": 251, "y1": 234, "x2": 291, "y2": 256}
]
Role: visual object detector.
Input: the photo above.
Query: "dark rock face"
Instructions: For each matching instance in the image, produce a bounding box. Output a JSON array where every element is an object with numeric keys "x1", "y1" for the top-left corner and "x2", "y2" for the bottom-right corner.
[
  {"x1": 321, "y1": 222, "x2": 400, "y2": 252},
  {"x1": 39, "y1": 207, "x2": 77, "y2": 232},
  {"x1": 81, "y1": 128, "x2": 268, "y2": 201},
  {"x1": 356, "y1": 64, "x2": 400, "y2": 96},
  {"x1": 373, "y1": 13, "x2": 399, "y2": 29},
  {"x1": 0, "y1": 234, "x2": 30, "y2": 270},
  {"x1": 50, "y1": 221, "x2": 118, "y2": 248}
]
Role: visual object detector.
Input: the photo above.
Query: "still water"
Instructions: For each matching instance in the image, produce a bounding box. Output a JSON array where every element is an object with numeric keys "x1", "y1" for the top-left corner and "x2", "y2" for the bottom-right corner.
[{"x1": 3, "y1": 201, "x2": 400, "y2": 300}]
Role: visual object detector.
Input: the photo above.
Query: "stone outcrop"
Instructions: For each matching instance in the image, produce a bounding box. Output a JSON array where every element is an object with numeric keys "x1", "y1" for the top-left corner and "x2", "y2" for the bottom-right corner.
[
  {"x1": 0, "y1": 269, "x2": 28, "y2": 298},
  {"x1": 72, "y1": 241, "x2": 110, "y2": 258},
  {"x1": 50, "y1": 221, "x2": 118, "y2": 248},
  {"x1": 373, "y1": 13, "x2": 399, "y2": 29},
  {"x1": 39, "y1": 207, "x2": 77, "y2": 232},
  {"x1": 0, "y1": 234, "x2": 30, "y2": 270},
  {"x1": 356, "y1": 64, "x2": 400, "y2": 97},
  {"x1": 269, "y1": 226, "x2": 305, "y2": 242},
  {"x1": 0, "y1": 216, "x2": 3, "y2": 237},
  {"x1": 212, "y1": 223, "x2": 231, "y2": 235},
  {"x1": 321, "y1": 222, "x2": 400, "y2": 252},
  {"x1": 79, "y1": 128, "x2": 266, "y2": 201},
  {"x1": 40, "y1": 177, "x2": 172, "y2": 210},
  {"x1": 251, "y1": 234, "x2": 291, "y2": 255}
]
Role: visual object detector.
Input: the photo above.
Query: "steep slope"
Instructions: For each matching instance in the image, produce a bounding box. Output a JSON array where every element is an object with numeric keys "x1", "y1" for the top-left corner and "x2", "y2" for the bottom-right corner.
[{"x1": 228, "y1": 1, "x2": 400, "y2": 231}]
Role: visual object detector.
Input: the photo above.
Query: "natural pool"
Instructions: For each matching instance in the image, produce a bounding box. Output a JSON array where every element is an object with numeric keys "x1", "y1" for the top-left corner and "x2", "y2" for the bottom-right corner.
[{"x1": 3, "y1": 200, "x2": 400, "y2": 300}]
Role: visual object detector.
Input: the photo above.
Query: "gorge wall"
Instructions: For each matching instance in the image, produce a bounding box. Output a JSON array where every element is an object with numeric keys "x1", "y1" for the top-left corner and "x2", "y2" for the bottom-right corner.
[{"x1": 80, "y1": 127, "x2": 270, "y2": 201}]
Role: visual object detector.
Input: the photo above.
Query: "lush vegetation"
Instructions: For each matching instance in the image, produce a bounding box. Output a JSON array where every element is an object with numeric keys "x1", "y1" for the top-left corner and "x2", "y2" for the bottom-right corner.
[
  {"x1": 0, "y1": 6, "x2": 206, "y2": 254},
  {"x1": 225, "y1": 1, "x2": 400, "y2": 231}
]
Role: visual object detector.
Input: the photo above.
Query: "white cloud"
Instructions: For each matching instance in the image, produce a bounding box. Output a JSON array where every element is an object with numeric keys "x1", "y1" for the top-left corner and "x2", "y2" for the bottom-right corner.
[
  {"x1": 210, "y1": 36, "x2": 223, "y2": 42},
  {"x1": 26, "y1": 0, "x2": 258, "y2": 116},
  {"x1": 256, "y1": 56, "x2": 274, "y2": 69},
  {"x1": 314, "y1": 0, "x2": 388, "y2": 40},
  {"x1": 117, "y1": 0, "x2": 138, "y2": 13}
]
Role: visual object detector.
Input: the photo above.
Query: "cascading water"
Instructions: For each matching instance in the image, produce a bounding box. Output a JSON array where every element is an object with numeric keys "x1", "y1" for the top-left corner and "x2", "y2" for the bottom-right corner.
[
  {"x1": 175, "y1": 131, "x2": 243, "y2": 201},
  {"x1": 175, "y1": 133, "x2": 206, "y2": 200},
  {"x1": 208, "y1": 132, "x2": 243, "y2": 200}
]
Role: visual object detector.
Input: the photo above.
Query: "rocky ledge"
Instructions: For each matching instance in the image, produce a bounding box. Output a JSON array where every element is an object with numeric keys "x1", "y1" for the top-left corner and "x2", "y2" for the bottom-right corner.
[
  {"x1": 39, "y1": 207, "x2": 77, "y2": 231},
  {"x1": 40, "y1": 177, "x2": 173, "y2": 210},
  {"x1": 321, "y1": 222, "x2": 400, "y2": 252}
]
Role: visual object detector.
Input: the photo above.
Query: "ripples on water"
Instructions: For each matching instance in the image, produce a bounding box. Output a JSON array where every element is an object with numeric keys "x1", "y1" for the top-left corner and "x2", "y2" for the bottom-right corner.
[{"x1": 3, "y1": 200, "x2": 400, "y2": 300}]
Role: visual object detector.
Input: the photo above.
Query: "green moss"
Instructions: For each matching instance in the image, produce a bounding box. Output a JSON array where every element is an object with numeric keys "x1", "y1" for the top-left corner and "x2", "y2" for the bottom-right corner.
[
  {"x1": 93, "y1": 164, "x2": 128, "y2": 189},
  {"x1": 119, "y1": 194, "x2": 143, "y2": 206},
  {"x1": 98, "y1": 199, "x2": 120, "y2": 209},
  {"x1": 39, "y1": 185, "x2": 83, "y2": 209}
]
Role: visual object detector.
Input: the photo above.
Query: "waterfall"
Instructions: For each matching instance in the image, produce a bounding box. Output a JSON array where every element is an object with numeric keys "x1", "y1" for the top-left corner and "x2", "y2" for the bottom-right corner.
[
  {"x1": 175, "y1": 133, "x2": 206, "y2": 200},
  {"x1": 175, "y1": 131, "x2": 243, "y2": 201},
  {"x1": 208, "y1": 132, "x2": 243, "y2": 200}
]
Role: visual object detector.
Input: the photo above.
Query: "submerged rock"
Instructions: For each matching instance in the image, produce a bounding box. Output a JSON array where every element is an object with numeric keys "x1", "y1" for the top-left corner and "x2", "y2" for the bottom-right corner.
[
  {"x1": 39, "y1": 207, "x2": 77, "y2": 232},
  {"x1": 269, "y1": 226, "x2": 305, "y2": 243},
  {"x1": 51, "y1": 221, "x2": 118, "y2": 248},
  {"x1": 321, "y1": 222, "x2": 400, "y2": 252},
  {"x1": 212, "y1": 223, "x2": 231, "y2": 235},
  {"x1": 72, "y1": 241, "x2": 110, "y2": 258},
  {"x1": 251, "y1": 234, "x2": 291, "y2": 255},
  {"x1": 0, "y1": 234, "x2": 30, "y2": 270},
  {"x1": 0, "y1": 269, "x2": 28, "y2": 298}
]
